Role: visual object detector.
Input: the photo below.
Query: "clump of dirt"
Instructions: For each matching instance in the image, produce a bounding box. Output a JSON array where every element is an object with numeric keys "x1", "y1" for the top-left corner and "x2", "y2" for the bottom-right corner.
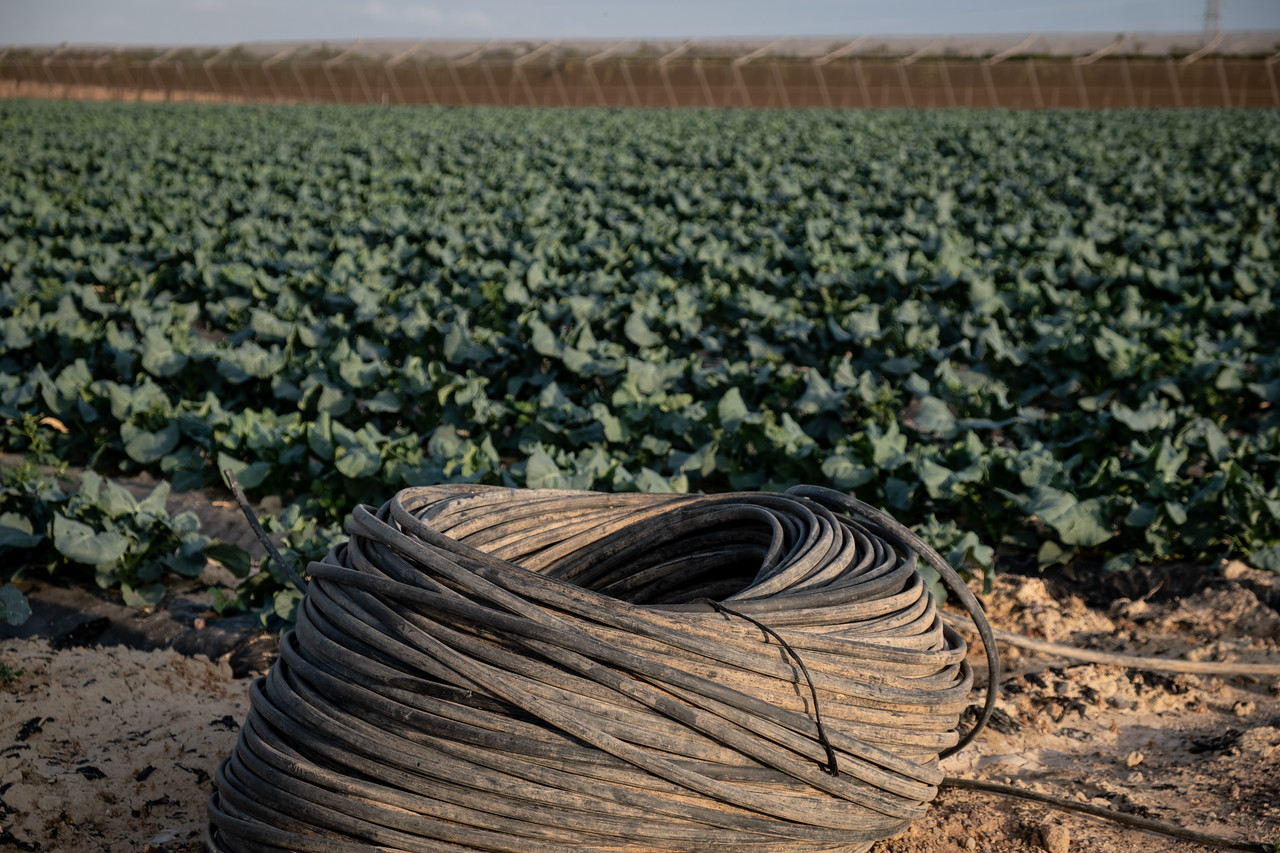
[{"x1": 1, "y1": 558, "x2": 1278, "y2": 852}]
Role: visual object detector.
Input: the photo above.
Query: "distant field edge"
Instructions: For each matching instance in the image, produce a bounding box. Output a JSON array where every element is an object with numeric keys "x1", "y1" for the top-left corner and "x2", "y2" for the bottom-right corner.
[{"x1": 3, "y1": 31, "x2": 1279, "y2": 108}]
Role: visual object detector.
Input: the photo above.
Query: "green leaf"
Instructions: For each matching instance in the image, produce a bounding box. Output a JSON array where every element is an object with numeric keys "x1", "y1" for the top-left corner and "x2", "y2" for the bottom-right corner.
[
  {"x1": 273, "y1": 587, "x2": 303, "y2": 622},
  {"x1": 1021, "y1": 486, "x2": 1114, "y2": 547},
  {"x1": 0, "y1": 583, "x2": 32, "y2": 626},
  {"x1": 1093, "y1": 326, "x2": 1140, "y2": 377},
  {"x1": 122, "y1": 422, "x2": 180, "y2": 465},
  {"x1": 796, "y1": 370, "x2": 842, "y2": 415},
  {"x1": 841, "y1": 305, "x2": 880, "y2": 341},
  {"x1": 1202, "y1": 422, "x2": 1230, "y2": 463},
  {"x1": 868, "y1": 421, "x2": 907, "y2": 468},
  {"x1": 218, "y1": 452, "x2": 271, "y2": 490},
  {"x1": 1152, "y1": 439, "x2": 1188, "y2": 482},
  {"x1": 718, "y1": 387, "x2": 750, "y2": 432},
  {"x1": 1249, "y1": 544, "x2": 1280, "y2": 572},
  {"x1": 97, "y1": 478, "x2": 140, "y2": 518},
  {"x1": 0, "y1": 513, "x2": 43, "y2": 551},
  {"x1": 1214, "y1": 364, "x2": 1243, "y2": 391},
  {"x1": 204, "y1": 541, "x2": 252, "y2": 578},
  {"x1": 308, "y1": 412, "x2": 335, "y2": 461},
  {"x1": 772, "y1": 413, "x2": 815, "y2": 455},
  {"x1": 670, "y1": 442, "x2": 718, "y2": 478},
  {"x1": 624, "y1": 312, "x2": 663, "y2": 348},
  {"x1": 1102, "y1": 552, "x2": 1138, "y2": 573},
  {"x1": 1124, "y1": 503, "x2": 1156, "y2": 527},
  {"x1": 904, "y1": 373, "x2": 931, "y2": 397},
  {"x1": 632, "y1": 467, "x2": 683, "y2": 494},
  {"x1": 527, "y1": 318, "x2": 561, "y2": 357},
  {"x1": 221, "y1": 341, "x2": 288, "y2": 381},
  {"x1": 1110, "y1": 397, "x2": 1171, "y2": 433},
  {"x1": 914, "y1": 396, "x2": 958, "y2": 438},
  {"x1": 1248, "y1": 379, "x2": 1280, "y2": 403},
  {"x1": 885, "y1": 477, "x2": 915, "y2": 510},
  {"x1": 138, "y1": 481, "x2": 172, "y2": 518},
  {"x1": 334, "y1": 443, "x2": 381, "y2": 479},
  {"x1": 943, "y1": 533, "x2": 995, "y2": 581},
  {"x1": 364, "y1": 389, "x2": 403, "y2": 413},
  {"x1": 1037, "y1": 540, "x2": 1074, "y2": 569},
  {"x1": 916, "y1": 457, "x2": 954, "y2": 499},
  {"x1": 1053, "y1": 497, "x2": 1114, "y2": 547},
  {"x1": 503, "y1": 278, "x2": 530, "y2": 305},
  {"x1": 338, "y1": 351, "x2": 380, "y2": 389},
  {"x1": 164, "y1": 537, "x2": 209, "y2": 577},
  {"x1": 315, "y1": 383, "x2": 352, "y2": 416},
  {"x1": 562, "y1": 346, "x2": 594, "y2": 375},
  {"x1": 524, "y1": 445, "x2": 563, "y2": 490},
  {"x1": 121, "y1": 582, "x2": 166, "y2": 608},
  {"x1": 589, "y1": 402, "x2": 624, "y2": 443},
  {"x1": 821, "y1": 454, "x2": 876, "y2": 492},
  {"x1": 526, "y1": 259, "x2": 548, "y2": 290},
  {"x1": 140, "y1": 330, "x2": 188, "y2": 378},
  {"x1": 623, "y1": 358, "x2": 677, "y2": 397},
  {"x1": 52, "y1": 513, "x2": 130, "y2": 566}
]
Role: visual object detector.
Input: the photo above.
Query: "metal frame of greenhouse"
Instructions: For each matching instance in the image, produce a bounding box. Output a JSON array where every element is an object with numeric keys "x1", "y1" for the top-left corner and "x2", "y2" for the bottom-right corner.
[{"x1": 2, "y1": 31, "x2": 1279, "y2": 108}]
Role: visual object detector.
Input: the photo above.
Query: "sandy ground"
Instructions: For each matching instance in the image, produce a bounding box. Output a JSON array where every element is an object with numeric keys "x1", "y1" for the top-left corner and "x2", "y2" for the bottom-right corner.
[
  {"x1": 2, "y1": 551, "x2": 1278, "y2": 852},
  {"x1": 0, "y1": 642, "x2": 245, "y2": 852}
]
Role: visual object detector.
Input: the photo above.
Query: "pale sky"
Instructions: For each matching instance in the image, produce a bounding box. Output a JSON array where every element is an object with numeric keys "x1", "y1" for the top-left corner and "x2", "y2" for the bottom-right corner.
[{"x1": 4, "y1": 0, "x2": 1279, "y2": 46}]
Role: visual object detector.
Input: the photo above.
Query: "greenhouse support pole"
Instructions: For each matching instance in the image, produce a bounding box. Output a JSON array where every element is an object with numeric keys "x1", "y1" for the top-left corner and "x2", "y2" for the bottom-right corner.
[
  {"x1": 1267, "y1": 50, "x2": 1280, "y2": 107},
  {"x1": 813, "y1": 38, "x2": 866, "y2": 110},
  {"x1": 1025, "y1": 58, "x2": 1043, "y2": 108}
]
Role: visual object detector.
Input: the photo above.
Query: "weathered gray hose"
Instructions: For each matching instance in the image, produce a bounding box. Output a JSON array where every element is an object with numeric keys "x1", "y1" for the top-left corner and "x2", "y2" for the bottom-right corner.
[{"x1": 207, "y1": 484, "x2": 997, "y2": 852}]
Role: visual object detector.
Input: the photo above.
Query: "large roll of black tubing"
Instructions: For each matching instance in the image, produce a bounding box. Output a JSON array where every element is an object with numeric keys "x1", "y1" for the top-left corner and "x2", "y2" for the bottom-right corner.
[{"x1": 207, "y1": 484, "x2": 997, "y2": 852}]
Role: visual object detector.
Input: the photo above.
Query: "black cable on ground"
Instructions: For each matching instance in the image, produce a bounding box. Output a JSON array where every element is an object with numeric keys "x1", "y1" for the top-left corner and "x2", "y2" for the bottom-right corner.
[
  {"x1": 207, "y1": 484, "x2": 994, "y2": 852},
  {"x1": 942, "y1": 777, "x2": 1275, "y2": 852},
  {"x1": 224, "y1": 469, "x2": 307, "y2": 594}
]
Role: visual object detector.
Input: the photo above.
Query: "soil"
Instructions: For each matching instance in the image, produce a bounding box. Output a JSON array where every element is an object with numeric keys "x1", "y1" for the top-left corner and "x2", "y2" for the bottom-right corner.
[
  {"x1": 1, "y1": 483, "x2": 1278, "y2": 852},
  {"x1": 4, "y1": 57, "x2": 1272, "y2": 109},
  {"x1": 885, "y1": 564, "x2": 1280, "y2": 853}
]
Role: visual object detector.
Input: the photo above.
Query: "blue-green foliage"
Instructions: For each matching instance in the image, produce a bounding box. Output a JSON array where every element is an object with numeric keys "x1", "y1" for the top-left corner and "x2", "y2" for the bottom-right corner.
[
  {"x1": 1, "y1": 101, "x2": 1277, "y2": 595},
  {"x1": 0, "y1": 450, "x2": 248, "y2": 613}
]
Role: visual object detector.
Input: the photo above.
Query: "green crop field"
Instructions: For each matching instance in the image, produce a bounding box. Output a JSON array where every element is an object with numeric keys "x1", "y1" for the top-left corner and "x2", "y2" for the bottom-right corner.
[{"x1": 1, "y1": 100, "x2": 1277, "y2": 623}]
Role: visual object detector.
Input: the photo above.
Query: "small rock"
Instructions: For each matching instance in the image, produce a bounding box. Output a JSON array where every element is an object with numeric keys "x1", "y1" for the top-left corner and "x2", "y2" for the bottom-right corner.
[
  {"x1": 1108, "y1": 598, "x2": 1153, "y2": 620},
  {"x1": 1039, "y1": 821, "x2": 1070, "y2": 853},
  {"x1": 1220, "y1": 559, "x2": 1250, "y2": 580},
  {"x1": 1014, "y1": 578, "x2": 1050, "y2": 605},
  {"x1": 1124, "y1": 750, "x2": 1144, "y2": 767},
  {"x1": 1233, "y1": 701, "x2": 1255, "y2": 718},
  {"x1": 964, "y1": 838, "x2": 977, "y2": 851},
  {"x1": 147, "y1": 828, "x2": 185, "y2": 845},
  {"x1": 1237, "y1": 727, "x2": 1280, "y2": 757}
]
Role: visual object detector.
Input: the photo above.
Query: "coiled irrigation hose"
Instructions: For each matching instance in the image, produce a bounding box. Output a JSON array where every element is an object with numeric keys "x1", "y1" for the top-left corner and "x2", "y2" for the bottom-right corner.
[{"x1": 208, "y1": 483, "x2": 1000, "y2": 852}]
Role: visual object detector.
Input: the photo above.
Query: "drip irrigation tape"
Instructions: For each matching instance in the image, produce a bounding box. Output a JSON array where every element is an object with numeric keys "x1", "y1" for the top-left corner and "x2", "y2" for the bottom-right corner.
[{"x1": 207, "y1": 484, "x2": 997, "y2": 852}]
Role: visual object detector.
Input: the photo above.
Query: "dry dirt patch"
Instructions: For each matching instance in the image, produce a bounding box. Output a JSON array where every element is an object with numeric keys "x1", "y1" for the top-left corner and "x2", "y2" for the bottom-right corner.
[
  {"x1": 886, "y1": 567, "x2": 1280, "y2": 852},
  {"x1": 1, "y1": 641, "x2": 248, "y2": 852}
]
